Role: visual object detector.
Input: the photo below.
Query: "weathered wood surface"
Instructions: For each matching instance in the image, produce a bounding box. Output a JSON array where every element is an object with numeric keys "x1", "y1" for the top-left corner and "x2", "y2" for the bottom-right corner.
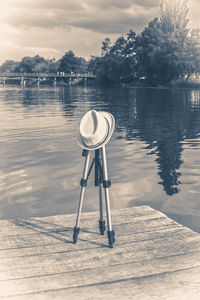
[{"x1": 0, "y1": 206, "x2": 200, "y2": 299}]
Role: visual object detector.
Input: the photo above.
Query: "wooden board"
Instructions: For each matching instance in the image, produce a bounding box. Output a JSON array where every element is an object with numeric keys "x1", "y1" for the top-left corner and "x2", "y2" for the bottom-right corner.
[{"x1": 0, "y1": 206, "x2": 200, "y2": 299}]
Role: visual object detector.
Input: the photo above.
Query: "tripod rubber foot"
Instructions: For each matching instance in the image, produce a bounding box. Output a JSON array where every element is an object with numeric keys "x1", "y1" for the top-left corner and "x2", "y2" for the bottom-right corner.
[
  {"x1": 107, "y1": 230, "x2": 115, "y2": 248},
  {"x1": 82, "y1": 149, "x2": 88, "y2": 157},
  {"x1": 99, "y1": 220, "x2": 106, "y2": 235},
  {"x1": 73, "y1": 227, "x2": 80, "y2": 244}
]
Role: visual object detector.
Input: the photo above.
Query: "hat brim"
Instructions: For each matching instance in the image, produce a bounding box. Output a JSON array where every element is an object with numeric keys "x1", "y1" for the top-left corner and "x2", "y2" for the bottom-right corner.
[{"x1": 77, "y1": 111, "x2": 115, "y2": 150}]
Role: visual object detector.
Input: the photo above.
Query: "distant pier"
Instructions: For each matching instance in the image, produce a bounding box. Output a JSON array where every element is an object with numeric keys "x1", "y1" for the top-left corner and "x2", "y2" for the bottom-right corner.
[
  {"x1": 0, "y1": 72, "x2": 96, "y2": 86},
  {"x1": 0, "y1": 206, "x2": 200, "y2": 299}
]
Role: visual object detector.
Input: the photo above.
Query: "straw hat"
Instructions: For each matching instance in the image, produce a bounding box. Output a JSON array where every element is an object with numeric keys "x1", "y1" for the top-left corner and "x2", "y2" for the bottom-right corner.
[{"x1": 77, "y1": 110, "x2": 115, "y2": 150}]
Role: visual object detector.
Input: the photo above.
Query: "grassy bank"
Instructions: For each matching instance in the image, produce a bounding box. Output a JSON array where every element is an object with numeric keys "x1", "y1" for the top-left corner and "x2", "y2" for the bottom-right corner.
[
  {"x1": 121, "y1": 78, "x2": 200, "y2": 89},
  {"x1": 168, "y1": 78, "x2": 200, "y2": 88}
]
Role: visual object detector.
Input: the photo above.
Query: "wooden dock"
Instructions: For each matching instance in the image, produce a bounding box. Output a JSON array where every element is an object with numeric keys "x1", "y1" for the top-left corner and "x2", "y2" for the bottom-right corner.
[{"x1": 0, "y1": 206, "x2": 200, "y2": 299}]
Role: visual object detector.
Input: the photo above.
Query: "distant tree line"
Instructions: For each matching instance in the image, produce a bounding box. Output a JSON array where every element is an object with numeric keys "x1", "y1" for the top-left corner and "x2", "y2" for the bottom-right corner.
[
  {"x1": 1, "y1": 0, "x2": 200, "y2": 86},
  {"x1": 0, "y1": 51, "x2": 88, "y2": 75}
]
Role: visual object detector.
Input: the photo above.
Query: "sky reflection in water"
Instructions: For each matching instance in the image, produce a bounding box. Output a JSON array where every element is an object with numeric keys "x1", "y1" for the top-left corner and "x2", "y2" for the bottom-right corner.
[{"x1": 1, "y1": 85, "x2": 200, "y2": 233}]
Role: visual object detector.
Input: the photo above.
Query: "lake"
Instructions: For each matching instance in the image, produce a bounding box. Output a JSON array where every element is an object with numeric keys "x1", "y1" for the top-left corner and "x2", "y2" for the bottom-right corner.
[{"x1": 1, "y1": 85, "x2": 200, "y2": 233}]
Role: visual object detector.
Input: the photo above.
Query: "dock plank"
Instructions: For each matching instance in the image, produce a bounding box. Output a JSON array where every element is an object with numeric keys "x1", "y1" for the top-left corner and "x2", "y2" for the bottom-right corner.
[
  {"x1": 0, "y1": 227, "x2": 193, "y2": 259},
  {"x1": 0, "y1": 206, "x2": 200, "y2": 299}
]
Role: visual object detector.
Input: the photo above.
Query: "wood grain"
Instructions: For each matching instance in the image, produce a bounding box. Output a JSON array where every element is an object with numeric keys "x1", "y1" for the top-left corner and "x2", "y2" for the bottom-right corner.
[{"x1": 0, "y1": 206, "x2": 200, "y2": 299}]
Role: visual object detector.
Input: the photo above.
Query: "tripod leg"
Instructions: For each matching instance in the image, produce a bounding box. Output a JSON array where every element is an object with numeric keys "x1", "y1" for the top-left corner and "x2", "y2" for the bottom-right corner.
[
  {"x1": 95, "y1": 149, "x2": 105, "y2": 235},
  {"x1": 99, "y1": 183, "x2": 105, "y2": 235},
  {"x1": 101, "y1": 146, "x2": 115, "y2": 248},
  {"x1": 73, "y1": 150, "x2": 91, "y2": 244}
]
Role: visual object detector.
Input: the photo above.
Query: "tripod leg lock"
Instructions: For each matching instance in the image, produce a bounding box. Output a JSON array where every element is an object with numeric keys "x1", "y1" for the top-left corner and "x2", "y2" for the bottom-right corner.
[
  {"x1": 103, "y1": 180, "x2": 111, "y2": 188},
  {"x1": 99, "y1": 219, "x2": 106, "y2": 235},
  {"x1": 73, "y1": 227, "x2": 80, "y2": 244},
  {"x1": 82, "y1": 149, "x2": 89, "y2": 157},
  {"x1": 80, "y1": 178, "x2": 87, "y2": 187},
  {"x1": 107, "y1": 230, "x2": 115, "y2": 248}
]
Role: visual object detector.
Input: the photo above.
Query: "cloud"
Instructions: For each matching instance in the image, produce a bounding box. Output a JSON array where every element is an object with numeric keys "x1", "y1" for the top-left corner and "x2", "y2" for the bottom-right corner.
[
  {"x1": 87, "y1": 0, "x2": 158, "y2": 9},
  {"x1": 133, "y1": 0, "x2": 159, "y2": 7},
  {"x1": 2, "y1": 0, "x2": 199, "y2": 35},
  {"x1": 87, "y1": 0, "x2": 137, "y2": 9},
  {"x1": 0, "y1": 0, "x2": 199, "y2": 64},
  {"x1": 72, "y1": 11, "x2": 154, "y2": 34},
  {"x1": 7, "y1": 0, "x2": 83, "y2": 10},
  {"x1": 5, "y1": 0, "x2": 160, "y2": 34},
  {"x1": 189, "y1": 0, "x2": 200, "y2": 28}
]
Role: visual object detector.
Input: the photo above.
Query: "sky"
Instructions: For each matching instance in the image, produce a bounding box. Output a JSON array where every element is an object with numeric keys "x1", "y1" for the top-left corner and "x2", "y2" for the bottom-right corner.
[{"x1": 0, "y1": 0, "x2": 199, "y2": 64}]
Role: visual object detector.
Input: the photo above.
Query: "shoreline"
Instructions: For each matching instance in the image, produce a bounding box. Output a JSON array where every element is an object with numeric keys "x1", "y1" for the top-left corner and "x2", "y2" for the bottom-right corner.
[{"x1": 1, "y1": 78, "x2": 200, "y2": 89}]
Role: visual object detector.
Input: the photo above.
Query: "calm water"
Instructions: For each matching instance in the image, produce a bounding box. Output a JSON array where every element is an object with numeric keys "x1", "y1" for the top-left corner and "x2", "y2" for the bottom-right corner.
[{"x1": 1, "y1": 85, "x2": 200, "y2": 233}]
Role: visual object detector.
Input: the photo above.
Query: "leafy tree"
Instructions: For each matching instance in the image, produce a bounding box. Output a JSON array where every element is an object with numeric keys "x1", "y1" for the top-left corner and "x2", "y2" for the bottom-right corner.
[
  {"x1": 183, "y1": 28, "x2": 200, "y2": 79},
  {"x1": 136, "y1": 18, "x2": 163, "y2": 84},
  {"x1": 0, "y1": 53, "x2": 87, "y2": 75},
  {"x1": 58, "y1": 50, "x2": 86, "y2": 74},
  {"x1": 99, "y1": 55, "x2": 125, "y2": 85},
  {"x1": 123, "y1": 30, "x2": 137, "y2": 57},
  {"x1": 77, "y1": 57, "x2": 88, "y2": 73},
  {"x1": 160, "y1": 0, "x2": 189, "y2": 35},
  {"x1": 90, "y1": 0, "x2": 200, "y2": 86},
  {"x1": 15, "y1": 56, "x2": 34, "y2": 73},
  {"x1": 121, "y1": 30, "x2": 137, "y2": 82},
  {"x1": 88, "y1": 56, "x2": 102, "y2": 73},
  {"x1": 90, "y1": 31, "x2": 138, "y2": 85},
  {"x1": 101, "y1": 37, "x2": 111, "y2": 56},
  {"x1": 110, "y1": 36, "x2": 126, "y2": 55},
  {"x1": 13, "y1": 55, "x2": 45, "y2": 73},
  {"x1": 90, "y1": 38, "x2": 123, "y2": 85},
  {"x1": 0, "y1": 60, "x2": 18, "y2": 73},
  {"x1": 33, "y1": 58, "x2": 59, "y2": 73},
  {"x1": 136, "y1": 0, "x2": 198, "y2": 85},
  {"x1": 46, "y1": 58, "x2": 59, "y2": 73},
  {"x1": 160, "y1": 0, "x2": 191, "y2": 79}
]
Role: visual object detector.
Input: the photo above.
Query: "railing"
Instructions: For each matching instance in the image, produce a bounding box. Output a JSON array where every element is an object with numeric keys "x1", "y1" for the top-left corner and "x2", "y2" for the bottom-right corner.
[{"x1": 0, "y1": 72, "x2": 96, "y2": 78}]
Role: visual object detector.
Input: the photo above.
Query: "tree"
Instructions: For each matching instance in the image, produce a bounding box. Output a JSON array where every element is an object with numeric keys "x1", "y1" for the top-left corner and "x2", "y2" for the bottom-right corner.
[
  {"x1": 136, "y1": 18, "x2": 164, "y2": 84},
  {"x1": 76, "y1": 57, "x2": 88, "y2": 73},
  {"x1": 90, "y1": 38, "x2": 123, "y2": 85},
  {"x1": 109, "y1": 32, "x2": 137, "y2": 83},
  {"x1": 88, "y1": 56, "x2": 102, "y2": 73},
  {"x1": 0, "y1": 53, "x2": 87, "y2": 75},
  {"x1": 58, "y1": 50, "x2": 86, "y2": 74},
  {"x1": 160, "y1": 0, "x2": 191, "y2": 79},
  {"x1": 16, "y1": 56, "x2": 34, "y2": 73},
  {"x1": 0, "y1": 60, "x2": 18, "y2": 73},
  {"x1": 13, "y1": 55, "x2": 45, "y2": 73},
  {"x1": 110, "y1": 36, "x2": 126, "y2": 56},
  {"x1": 0, "y1": 55, "x2": 60, "y2": 74},
  {"x1": 160, "y1": 0, "x2": 189, "y2": 35},
  {"x1": 123, "y1": 30, "x2": 137, "y2": 58},
  {"x1": 89, "y1": 31, "x2": 138, "y2": 85},
  {"x1": 33, "y1": 58, "x2": 59, "y2": 73},
  {"x1": 101, "y1": 37, "x2": 111, "y2": 56},
  {"x1": 136, "y1": 0, "x2": 199, "y2": 85},
  {"x1": 182, "y1": 28, "x2": 200, "y2": 79}
]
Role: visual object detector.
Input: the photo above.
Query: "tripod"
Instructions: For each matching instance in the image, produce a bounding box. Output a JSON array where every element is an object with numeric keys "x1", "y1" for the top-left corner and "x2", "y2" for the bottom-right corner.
[{"x1": 73, "y1": 145, "x2": 115, "y2": 248}]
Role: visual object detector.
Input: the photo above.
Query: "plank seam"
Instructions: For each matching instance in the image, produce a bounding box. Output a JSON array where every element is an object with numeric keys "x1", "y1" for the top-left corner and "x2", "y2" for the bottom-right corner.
[
  {"x1": 1, "y1": 265, "x2": 200, "y2": 298},
  {"x1": 1, "y1": 249, "x2": 200, "y2": 283}
]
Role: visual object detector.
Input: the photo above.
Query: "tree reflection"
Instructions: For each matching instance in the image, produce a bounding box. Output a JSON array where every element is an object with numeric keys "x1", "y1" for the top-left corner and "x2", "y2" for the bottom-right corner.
[
  {"x1": 102, "y1": 87, "x2": 200, "y2": 196},
  {"x1": 20, "y1": 85, "x2": 200, "y2": 197},
  {"x1": 58, "y1": 86, "x2": 78, "y2": 118},
  {"x1": 134, "y1": 88, "x2": 186, "y2": 195},
  {"x1": 156, "y1": 141, "x2": 182, "y2": 195}
]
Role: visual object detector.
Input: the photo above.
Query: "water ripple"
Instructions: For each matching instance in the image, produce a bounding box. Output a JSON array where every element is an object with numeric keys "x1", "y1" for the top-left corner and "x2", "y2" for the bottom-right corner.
[{"x1": 1, "y1": 86, "x2": 200, "y2": 234}]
